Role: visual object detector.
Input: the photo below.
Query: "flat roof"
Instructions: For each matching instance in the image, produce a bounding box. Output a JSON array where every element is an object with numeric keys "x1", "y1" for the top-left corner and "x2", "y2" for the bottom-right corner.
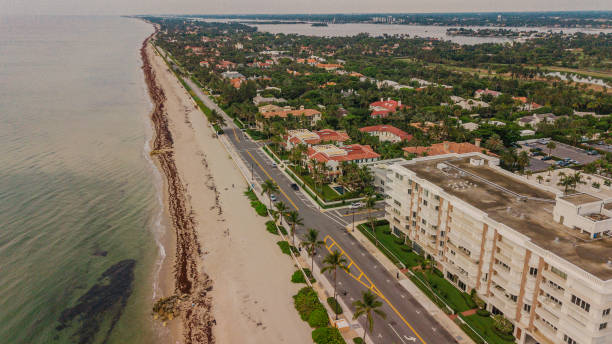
[
  {"x1": 403, "y1": 155, "x2": 612, "y2": 281},
  {"x1": 561, "y1": 193, "x2": 602, "y2": 206}
]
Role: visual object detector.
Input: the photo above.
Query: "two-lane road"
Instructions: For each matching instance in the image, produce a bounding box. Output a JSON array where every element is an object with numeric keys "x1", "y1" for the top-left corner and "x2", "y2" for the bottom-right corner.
[{"x1": 185, "y1": 78, "x2": 458, "y2": 344}]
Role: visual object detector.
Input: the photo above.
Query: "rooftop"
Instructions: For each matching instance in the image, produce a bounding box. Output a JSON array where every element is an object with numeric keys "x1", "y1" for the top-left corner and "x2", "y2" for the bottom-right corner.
[
  {"x1": 359, "y1": 125, "x2": 413, "y2": 141},
  {"x1": 560, "y1": 193, "x2": 602, "y2": 206},
  {"x1": 403, "y1": 155, "x2": 612, "y2": 280}
]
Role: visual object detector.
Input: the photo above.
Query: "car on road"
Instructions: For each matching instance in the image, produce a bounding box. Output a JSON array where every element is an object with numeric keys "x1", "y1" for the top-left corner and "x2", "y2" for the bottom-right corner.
[
  {"x1": 350, "y1": 202, "x2": 364, "y2": 209},
  {"x1": 271, "y1": 163, "x2": 277, "y2": 168},
  {"x1": 290, "y1": 183, "x2": 299, "y2": 191},
  {"x1": 270, "y1": 194, "x2": 277, "y2": 202}
]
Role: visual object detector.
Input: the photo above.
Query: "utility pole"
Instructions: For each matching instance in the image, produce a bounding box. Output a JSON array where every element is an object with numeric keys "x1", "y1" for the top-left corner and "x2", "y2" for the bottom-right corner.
[
  {"x1": 251, "y1": 162, "x2": 254, "y2": 181},
  {"x1": 352, "y1": 208, "x2": 355, "y2": 232}
]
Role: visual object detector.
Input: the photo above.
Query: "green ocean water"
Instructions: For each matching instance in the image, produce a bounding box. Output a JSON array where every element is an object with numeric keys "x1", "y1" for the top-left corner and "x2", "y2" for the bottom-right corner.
[{"x1": 0, "y1": 16, "x2": 166, "y2": 343}]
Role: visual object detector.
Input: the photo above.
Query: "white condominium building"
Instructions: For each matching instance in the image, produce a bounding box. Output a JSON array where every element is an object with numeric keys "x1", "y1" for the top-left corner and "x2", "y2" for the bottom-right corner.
[{"x1": 384, "y1": 153, "x2": 612, "y2": 344}]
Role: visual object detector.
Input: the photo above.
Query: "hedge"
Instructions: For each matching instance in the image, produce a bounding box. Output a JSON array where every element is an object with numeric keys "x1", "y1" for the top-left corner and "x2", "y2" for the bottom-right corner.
[
  {"x1": 312, "y1": 327, "x2": 345, "y2": 344},
  {"x1": 353, "y1": 338, "x2": 365, "y2": 344},
  {"x1": 308, "y1": 308, "x2": 330, "y2": 328},
  {"x1": 266, "y1": 220, "x2": 279, "y2": 235},
  {"x1": 277, "y1": 241, "x2": 298, "y2": 256},
  {"x1": 326, "y1": 297, "x2": 343, "y2": 315},
  {"x1": 251, "y1": 200, "x2": 268, "y2": 216},
  {"x1": 293, "y1": 287, "x2": 326, "y2": 322},
  {"x1": 291, "y1": 270, "x2": 307, "y2": 283}
]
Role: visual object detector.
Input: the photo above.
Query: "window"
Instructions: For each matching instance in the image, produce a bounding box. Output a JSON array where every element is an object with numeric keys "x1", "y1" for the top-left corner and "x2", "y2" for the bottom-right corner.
[
  {"x1": 434, "y1": 205, "x2": 439, "y2": 211},
  {"x1": 423, "y1": 200, "x2": 428, "y2": 206},
  {"x1": 421, "y1": 219, "x2": 427, "y2": 225},
  {"x1": 523, "y1": 303, "x2": 531, "y2": 312},
  {"x1": 604, "y1": 308, "x2": 611, "y2": 317},
  {"x1": 571, "y1": 295, "x2": 591, "y2": 312},
  {"x1": 458, "y1": 280, "x2": 466, "y2": 291},
  {"x1": 551, "y1": 266, "x2": 567, "y2": 280},
  {"x1": 563, "y1": 334, "x2": 577, "y2": 344},
  {"x1": 440, "y1": 231, "x2": 445, "y2": 237},
  {"x1": 394, "y1": 200, "x2": 401, "y2": 207},
  {"x1": 529, "y1": 267, "x2": 538, "y2": 276},
  {"x1": 509, "y1": 294, "x2": 518, "y2": 302},
  {"x1": 407, "y1": 188, "x2": 411, "y2": 194},
  {"x1": 600, "y1": 323, "x2": 608, "y2": 330}
]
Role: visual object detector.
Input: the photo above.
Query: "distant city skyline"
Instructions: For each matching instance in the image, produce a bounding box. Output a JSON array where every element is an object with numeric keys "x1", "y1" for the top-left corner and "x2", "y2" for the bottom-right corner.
[{"x1": 1, "y1": 0, "x2": 611, "y2": 16}]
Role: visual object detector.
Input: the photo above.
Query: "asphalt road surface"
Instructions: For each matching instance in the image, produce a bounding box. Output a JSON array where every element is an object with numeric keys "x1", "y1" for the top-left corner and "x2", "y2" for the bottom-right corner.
[{"x1": 187, "y1": 78, "x2": 458, "y2": 344}]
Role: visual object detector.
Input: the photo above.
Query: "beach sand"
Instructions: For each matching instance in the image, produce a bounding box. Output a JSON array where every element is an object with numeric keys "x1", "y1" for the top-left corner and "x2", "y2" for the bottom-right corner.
[{"x1": 144, "y1": 37, "x2": 312, "y2": 344}]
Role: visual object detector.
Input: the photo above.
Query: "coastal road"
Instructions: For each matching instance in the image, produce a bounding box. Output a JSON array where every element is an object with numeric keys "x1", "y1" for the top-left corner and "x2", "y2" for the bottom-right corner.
[{"x1": 186, "y1": 78, "x2": 458, "y2": 344}]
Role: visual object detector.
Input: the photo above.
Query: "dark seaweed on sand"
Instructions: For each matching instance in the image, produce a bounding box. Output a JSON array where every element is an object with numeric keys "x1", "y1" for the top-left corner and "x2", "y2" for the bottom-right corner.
[{"x1": 56, "y1": 259, "x2": 136, "y2": 344}]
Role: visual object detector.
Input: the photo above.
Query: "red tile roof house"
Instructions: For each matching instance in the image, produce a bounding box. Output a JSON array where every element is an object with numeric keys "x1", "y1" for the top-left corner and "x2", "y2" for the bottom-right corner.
[
  {"x1": 369, "y1": 98, "x2": 406, "y2": 118},
  {"x1": 215, "y1": 60, "x2": 236, "y2": 70},
  {"x1": 256, "y1": 107, "x2": 322, "y2": 129},
  {"x1": 359, "y1": 125, "x2": 413, "y2": 143},
  {"x1": 402, "y1": 139, "x2": 492, "y2": 157},
  {"x1": 285, "y1": 129, "x2": 350, "y2": 149},
  {"x1": 315, "y1": 63, "x2": 343, "y2": 71},
  {"x1": 474, "y1": 89, "x2": 502, "y2": 98},
  {"x1": 307, "y1": 144, "x2": 380, "y2": 177}
]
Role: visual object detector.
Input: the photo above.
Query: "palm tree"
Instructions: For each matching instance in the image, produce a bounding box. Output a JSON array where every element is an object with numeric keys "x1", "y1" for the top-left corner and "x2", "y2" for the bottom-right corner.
[
  {"x1": 300, "y1": 229, "x2": 324, "y2": 271},
  {"x1": 571, "y1": 172, "x2": 586, "y2": 191},
  {"x1": 321, "y1": 250, "x2": 349, "y2": 319},
  {"x1": 546, "y1": 141, "x2": 556, "y2": 157},
  {"x1": 363, "y1": 193, "x2": 378, "y2": 244},
  {"x1": 517, "y1": 151, "x2": 529, "y2": 173},
  {"x1": 353, "y1": 290, "x2": 386, "y2": 343},
  {"x1": 558, "y1": 174, "x2": 573, "y2": 194},
  {"x1": 261, "y1": 179, "x2": 279, "y2": 209},
  {"x1": 275, "y1": 201, "x2": 288, "y2": 226},
  {"x1": 536, "y1": 175, "x2": 544, "y2": 184},
  {"x1": 285, "y1": 210, "x2": 303, "y2": 245}
]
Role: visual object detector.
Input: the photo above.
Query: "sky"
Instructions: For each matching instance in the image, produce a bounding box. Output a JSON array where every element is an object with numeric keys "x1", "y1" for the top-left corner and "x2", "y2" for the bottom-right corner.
[{"x1": 1, "y1": 0, "x2": 611, "y2": 16}]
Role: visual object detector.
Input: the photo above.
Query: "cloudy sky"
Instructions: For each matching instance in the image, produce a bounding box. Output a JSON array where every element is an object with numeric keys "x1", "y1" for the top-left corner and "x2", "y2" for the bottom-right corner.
[{"x1": 1, "y1": 0, "x2": 611, "y2": 15}]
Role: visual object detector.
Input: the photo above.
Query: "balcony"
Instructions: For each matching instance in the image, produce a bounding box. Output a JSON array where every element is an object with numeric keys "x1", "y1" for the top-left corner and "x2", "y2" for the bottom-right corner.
[
  {"x1": 540, "y1": 280, "x2": 566, "y2": 300},
  {"x1": 541, "y1": 269, "x2": 567, "y2": 287},
  {"x1": 538, "y1": 295, "x2": 562, "y2": 314},
  {"x1": 533, "y1": 319, "x2": 558, "y2": 344}
]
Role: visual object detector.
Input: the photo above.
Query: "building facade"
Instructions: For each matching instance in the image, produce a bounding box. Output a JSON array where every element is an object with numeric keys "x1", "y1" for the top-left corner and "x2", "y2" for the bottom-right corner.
[{"x1": 384, "y1": 153, "x2": 612, "y2": 344}]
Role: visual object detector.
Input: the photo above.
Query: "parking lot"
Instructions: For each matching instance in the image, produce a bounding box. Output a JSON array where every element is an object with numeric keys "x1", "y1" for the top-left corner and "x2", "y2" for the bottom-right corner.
[
  {"x1": 587, "y1": 142, "x2": 612, "y2": 153},
  {"x1": 520, "y1": 139, "x2": 600, "y2": 166}
]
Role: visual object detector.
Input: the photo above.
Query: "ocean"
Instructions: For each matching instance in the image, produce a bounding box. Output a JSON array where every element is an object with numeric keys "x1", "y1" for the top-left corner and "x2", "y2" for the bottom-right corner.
[{"x1": 0, "y1": 15, "x2": 165, "y2": 343}]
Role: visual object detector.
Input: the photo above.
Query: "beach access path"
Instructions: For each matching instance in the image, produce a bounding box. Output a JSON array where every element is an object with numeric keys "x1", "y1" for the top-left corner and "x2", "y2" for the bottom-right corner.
[
  {"x1": 182, "y1": 76, "x2": 462, "y2": 344},
  {"x1": 148, "y1": 43, "x2": 312, "y2": 344}
]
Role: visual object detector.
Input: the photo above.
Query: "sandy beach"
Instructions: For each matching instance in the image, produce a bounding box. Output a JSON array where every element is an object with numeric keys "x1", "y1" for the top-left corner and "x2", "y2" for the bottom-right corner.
[{"x1": 142, "y1": 31, "x2": 312, "y2": 344}]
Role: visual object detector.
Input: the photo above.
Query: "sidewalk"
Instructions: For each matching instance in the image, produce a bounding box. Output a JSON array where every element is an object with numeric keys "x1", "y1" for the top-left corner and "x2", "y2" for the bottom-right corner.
[{"x1": 346, "y1": 222, "x2": 475, "y2": 344}]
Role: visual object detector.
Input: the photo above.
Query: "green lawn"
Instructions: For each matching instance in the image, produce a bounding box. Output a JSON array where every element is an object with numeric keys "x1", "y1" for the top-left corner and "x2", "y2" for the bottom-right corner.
[
  {"x1": 246, "y1": 129, "x2": 267, "y2": 141},
  {"x1": 289, "y1": 166, "x2": 362, "y2": 202},
  {"x1": 357, "y1": 223, "x2": 423, "y2": 268},
  {"x1": 461, "y1": 314, "x2": 516, "y2": 344},
  {"x1": 414, "y1": 270, "x2": 475, "y2": 313}
]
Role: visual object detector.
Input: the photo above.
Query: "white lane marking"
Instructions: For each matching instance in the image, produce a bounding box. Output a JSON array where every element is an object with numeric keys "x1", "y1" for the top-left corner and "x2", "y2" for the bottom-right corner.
[
  {"x1": 388, "y1": 324, "x2": 407, "y2": 344},
  {"x1": 404, "y1": 335, "x2": 417, "y2": 342}
]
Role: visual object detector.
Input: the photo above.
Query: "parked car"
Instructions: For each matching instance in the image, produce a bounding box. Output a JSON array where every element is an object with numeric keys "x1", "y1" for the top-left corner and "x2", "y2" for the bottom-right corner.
[
  {"x1": 271, "y1": 163, "x2": 277, "y2": 168},
  {"x1": 542, "y1": 156, "x2": 552, "y2": 161},
  {"x1": 350, "y1": 202, "x2": 364, "y2": 209},
  {"x1": 270, "y1": 194, "x2": 277, "y2": 202},
  {"x1": 290, "y1": 183, "x2": 299, "y2": 191}
]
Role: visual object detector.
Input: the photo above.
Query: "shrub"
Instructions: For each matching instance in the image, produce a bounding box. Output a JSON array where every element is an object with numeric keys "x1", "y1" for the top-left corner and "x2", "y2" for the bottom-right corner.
[
  {"x1": 278, "y1": 225, "x2": 288, "y2": 235},
  {"x1": 476, "y1": 309, "x2": 490, "y2": 317},
  {"x1": 493, "y1": 314, "x2": 513, "y2": 335},
  {"x1": 277, "y1": 241, "x2": 293, "y2": 256},
  {"x1": 311, "y1": 327, "x2": 345, "y2": 344},
  {"x1": 291, "y1": 270, "x2": 306, "y2": 284},
  {"x1": 251, "y1": 201, "x2": 268, "y2": 216},
  {"x1": 463, "y1": 293, "x2": 477, "y2": 309},
  {"x1": 294, "y1": 287, "x2": 325, "y2": 321},
  {"x1": 266, "y1": 221, "x2": 279, "y2": 235},
  {"x1": 244, "y1": 189, "x2": 258, "y2": 201},
  {"x1": 327, "y1": 297, "x2": 343, "y2": 315},
  {"x1": 308, "y1": 308, "x2": 330, "y2": 328},
  {"x1": 353, "y1": 338, "x2": 364, "y2": 344},
  {"x1": 303, "y1": 268, "x2": 316, "y2": 283}
]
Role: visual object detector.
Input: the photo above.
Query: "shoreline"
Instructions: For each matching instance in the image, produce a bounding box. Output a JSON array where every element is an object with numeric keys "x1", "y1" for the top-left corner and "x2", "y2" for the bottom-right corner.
[
  {"x1": 140, "y1": 22, "x2": 312, "y2": 343},
  {"x1": 140, "y1": 29, "x2": 215, "y2": 344}
]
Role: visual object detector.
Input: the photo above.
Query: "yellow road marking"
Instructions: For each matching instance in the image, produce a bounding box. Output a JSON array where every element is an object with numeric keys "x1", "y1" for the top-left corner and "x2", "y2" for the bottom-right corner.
[
  {"x1": 341, "y1": 209, "x2": 379, "y2": 217},
  {"x1": 232, "y1": 128, "x2": 240, "y2": 142},
  {"x1": 246, "y1": 150, "x2": 299, "y2": 211},
  {"x1": 323, "y1": 235, "x2": 427, "y2": 344}
]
